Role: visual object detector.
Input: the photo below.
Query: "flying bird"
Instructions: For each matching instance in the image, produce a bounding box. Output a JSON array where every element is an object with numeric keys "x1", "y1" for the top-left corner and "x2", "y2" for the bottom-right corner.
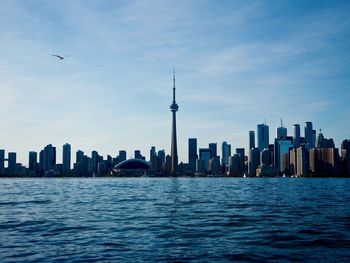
[{"x1": 52, "y1": 54, "x2": 70, "y2": 60}]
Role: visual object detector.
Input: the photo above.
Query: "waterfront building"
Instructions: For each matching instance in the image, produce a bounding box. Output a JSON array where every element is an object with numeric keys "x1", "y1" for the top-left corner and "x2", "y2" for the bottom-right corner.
[
  {"x1": 316, "y1": 130, "x2": 335, "y2": 148},
  {"x1": 293, "y1": 124, "x2": 301, "y2": 149},
  {"x1": 249, "y1": 131, "x2": 255, "y2": 150},
  {"x1": 40, "y1": 144, "x2": 56, "y2": 173},
  {"x1": 164, "y1": 155, "x2": 171, "y2": 174},
  {"x1": 169, "y1": 70, "x2": 179, "y2": 175},
  {"x1": 261, "y1": 148, "x2": 272, "y2": 165},
  {"x1": 195, "y1": 159, "x2": 205, "y2": 175},
  {"x1": 289, "y1": 148, "x2": 297, "y2": 175},
  {"x1": 157, "y1": 150, "x2": 165, "y2": 165},
  {"x1": 134, "y1": 150, "x2": 143, "y2": 159},
  {"x1": 228, "y1": 154, "x2": 240, "y2": 176},
  {"x1": 341, "y1": 139, "x2": 350, "y2": 176},
  {"x1": 188, "y1": 138, "x2": 198, "y2": 172},
  {"x1": 150, "y1": 146, "x2": 157, "y2": 173},
  {"x1": 305, "y1": 122, "x2": 316, "y2": 148},
  {"x1": 62, "y1": 143, "x2": 71, "y2": 173},
  {"x1": 28, "y1": 151, "x2": 37, "y2": 172},
  {"x1": 257, "y1": 123, "x2": 269, "y2": 152},
  {"x1": 209, "y1": 143, "x2": 217, "y2": 158},
  {"x1": 117, "y1": 150, "x2": 126, "y2": 163},
  {"x1": 248, "y1": 147, "x2": 260, "y2": 176},
  {"x1": 208, "y1": 157, "x2": 220, "y2": 175},
  {"x1": 0, "y1": 149, "x2": 4, "y2": 173},
  {"x1": 76, "y1": 150, "x2": 84, "y2": 164},
  {"x1": 199, "y1": 148, "x2": 213, "y2": 172},
  {"x1": 8, "y1": 152, "x2": 17, "y2": 175},
  {"x1": 92, "y1": 151, "x2": 102, "y2": 174},
  {"x1": 276, "y1": 118, "x2": 287, "y2": 139},
  {"x1": 296, "y1": 146, "x2": 309, "y2": 176},
  {"x1": 113, "y1": 159, "x2": 150, "y2": 176},
  {"x1": 310, "y1": 148, "x2": 340, "y2": 176},
  {"x1": 221, "y1": 141, "x2": 231, "y2": 166},
  {"x1": 236, "y1": 148, "x2": 245, "y2": 174},
  {"x1": 274, "y1": 137, "x2": 293, "y2": 173}
]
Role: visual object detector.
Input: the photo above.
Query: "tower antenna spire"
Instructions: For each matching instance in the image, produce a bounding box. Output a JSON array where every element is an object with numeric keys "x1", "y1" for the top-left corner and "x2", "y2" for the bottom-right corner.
[
  {"x1": 281, "y1": 118, "x2": 283, "y2": 127},
  {"x1": 173, "y1": 67, "x2": 176, "y2": 103}
]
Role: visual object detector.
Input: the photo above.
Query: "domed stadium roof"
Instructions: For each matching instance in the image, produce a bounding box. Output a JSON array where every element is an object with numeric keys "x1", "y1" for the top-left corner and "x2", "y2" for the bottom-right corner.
[{"x1": 113, "y1": 158, "x2": 150, "y2": 171}]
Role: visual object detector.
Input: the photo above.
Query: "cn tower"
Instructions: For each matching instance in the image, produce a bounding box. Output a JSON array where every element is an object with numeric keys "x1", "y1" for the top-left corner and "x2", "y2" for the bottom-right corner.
[{"x1": 169, "y1": 69, "x2": 179, "y2": 176}]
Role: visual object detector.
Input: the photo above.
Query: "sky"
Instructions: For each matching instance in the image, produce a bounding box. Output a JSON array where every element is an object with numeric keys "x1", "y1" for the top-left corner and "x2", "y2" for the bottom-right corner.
[{"x1": 0, "y1": 0, "x2": 350, "y2": 165}]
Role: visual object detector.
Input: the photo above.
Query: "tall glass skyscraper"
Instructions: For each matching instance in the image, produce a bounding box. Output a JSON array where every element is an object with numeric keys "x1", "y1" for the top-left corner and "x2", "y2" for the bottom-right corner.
[
  {"x1": 63, "y1": 143, "x2": 71, "y2": 173},
  {"x1": 257, "y1": 123, "x2": 269, "y2": 152},
  {"x1": 293, "y1": 124, "x2": 301, "y2": 149},
  {"x1": 305, "y1": 122, "x2": 315, "y2": 148},
  {"x1": 276, "y1": 119, "x2": 287, "y2": 139},
  {"x1": 221, "y1": 141, "x2": 231, "y2": 166},
  {"x1": 249, "y1": 131, "x2": 255, "y2": 150},
  {"x1": 188, "y1": 138, "x2": 197, "y2": 172}
]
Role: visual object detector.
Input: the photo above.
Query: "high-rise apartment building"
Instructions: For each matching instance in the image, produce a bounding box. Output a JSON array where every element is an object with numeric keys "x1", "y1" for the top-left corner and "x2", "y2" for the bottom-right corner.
[
  {"x1": 28, "y1": 151, "x2": 37, "y2": 172},
  {"x1": 63, "y1": 143, "x2": 71, "y2": 173}
]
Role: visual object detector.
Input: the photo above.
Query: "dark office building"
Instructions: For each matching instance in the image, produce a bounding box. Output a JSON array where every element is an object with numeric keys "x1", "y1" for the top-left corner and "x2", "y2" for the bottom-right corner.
[
  {"x1": 199, "y1": 148, "x2": 213, "y2": 172},
  {"x1": 188, "y1": 138, "x2": 198, "y2": 172},
  {"x1": 209, "y1": 143, "x2": 217, "y2": 158},
  {"x1": 248, "y1": 148, "x2": 260, "y2": 176},
  {"x1": 76, "y1": 150, "x2": 84, "y2": 164},
  {"x1": 8, "y1": 152, "x2": 17, "y2": 175},
  {"x1": 0, "y1": 149, "x2": 4, "y2": 173},
  {"x1": 341, "y1": 139, "x2": 350, "y2": 176},
  {"x1": 310, "y1": 148, "x2": 340, "y2": 177},
  {"x1": 249, "y1": 131, "x2": 255, "y2": 150},
  {"x1": 257, "y1": 123, "x2": 269, "y2": 152},
  {"x1": 63, "y1": 143, "x2": 71, "y2": 173},
  {"x1": 28, "y1": 151, "x2": 37, "y2": 172},
  {"x1": 293, "y1": 124, "x2": 301, "y2": 149}
]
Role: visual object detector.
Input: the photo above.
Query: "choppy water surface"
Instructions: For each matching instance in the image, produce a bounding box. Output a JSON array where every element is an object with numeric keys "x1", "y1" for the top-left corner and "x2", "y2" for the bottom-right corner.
[{"x1": 1, "y1": 178, "x2": 350, "y2": 262}]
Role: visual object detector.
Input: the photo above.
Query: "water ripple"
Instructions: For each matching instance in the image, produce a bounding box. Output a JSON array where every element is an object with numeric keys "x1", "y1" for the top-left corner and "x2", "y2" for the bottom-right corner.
[{"x1": 1, "y1": 178, "x2": 350, "y2": 262}]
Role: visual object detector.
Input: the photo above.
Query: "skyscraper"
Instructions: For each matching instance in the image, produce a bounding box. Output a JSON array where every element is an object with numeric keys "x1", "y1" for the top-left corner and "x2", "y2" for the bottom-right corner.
[
  {"x1": 274, "y1": 137, "x2": 293, "y2": 173},
  {"x1": 41, "y1": 144, "x2": 56, "y2": 172},
  {"x1": 276, "y1": 118, "x2": 287, "y2": 139},
  {"x1": 8, "y1": 152, "x2": 16, "y2": 175},
  {"x1": 63, "y1": 143, "x2": 71, "y2": 173},
  {"x1": 199, "y1": 148, "x2": 212, "y2": 172},
  {"x1": 248, "y1": 148, "x2": 260, "y2": 176},
  {"x1": 257, "y1": 123, "x2": 269, "y2": 151},
  {"x1": 209, "y1": 143, "x2": 217, "y2": 158},
  {"x1": 28, "y1": 151, "x2": 37, "y2": 172},
  {"x1": 76, "y1": 150, "x2": 84, "y2": 164},
  {"x1": 0, "y1": 149, "x2": 4, "y2": 173},
  {"x1": 249, "y1": 131, "x2": 255, "y2": 150},
  {"x1": 188, "y1": 138, "x2": 197, "y2": 172},
  {"x1": 221, "y1": 141, "x2": 231, "y2": 166},
  {"x1": 305, "y1": 122, "x2": 315, "y2": 148},
  {"x1": 293, "y1": 124, "x2": 301, "y2": 149},
  {"x1": 169, "y1": 69, "x2": 179, "y2": 175}
]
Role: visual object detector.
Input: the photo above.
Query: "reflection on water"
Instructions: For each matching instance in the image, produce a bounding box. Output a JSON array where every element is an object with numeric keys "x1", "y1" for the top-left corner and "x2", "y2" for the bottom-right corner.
[{"x1": 1, "y1": 178, "x2": 350, "y2": 261}]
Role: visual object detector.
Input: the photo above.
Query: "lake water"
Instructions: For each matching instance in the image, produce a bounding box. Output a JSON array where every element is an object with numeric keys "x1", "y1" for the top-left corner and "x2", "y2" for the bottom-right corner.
[{"x1": 1, "y1": 178, "x2": 350, "y2": 262}]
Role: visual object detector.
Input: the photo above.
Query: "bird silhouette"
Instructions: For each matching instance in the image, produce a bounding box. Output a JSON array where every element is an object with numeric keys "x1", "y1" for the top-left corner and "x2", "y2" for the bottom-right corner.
[{"x1": 52, "y1": 54, "x2": 70, "y2": 60}]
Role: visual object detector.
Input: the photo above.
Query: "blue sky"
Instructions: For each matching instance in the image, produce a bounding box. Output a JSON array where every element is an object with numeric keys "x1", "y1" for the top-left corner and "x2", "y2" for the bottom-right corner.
[{"x1": 1, "y1": 0, "x2": 349, "y2": 164}]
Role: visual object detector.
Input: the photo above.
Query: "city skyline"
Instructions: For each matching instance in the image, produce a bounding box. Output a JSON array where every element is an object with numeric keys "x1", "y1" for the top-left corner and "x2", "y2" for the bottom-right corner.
[{"x1": 1, "y1": 0, "x2": 350, "y2": 165}]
